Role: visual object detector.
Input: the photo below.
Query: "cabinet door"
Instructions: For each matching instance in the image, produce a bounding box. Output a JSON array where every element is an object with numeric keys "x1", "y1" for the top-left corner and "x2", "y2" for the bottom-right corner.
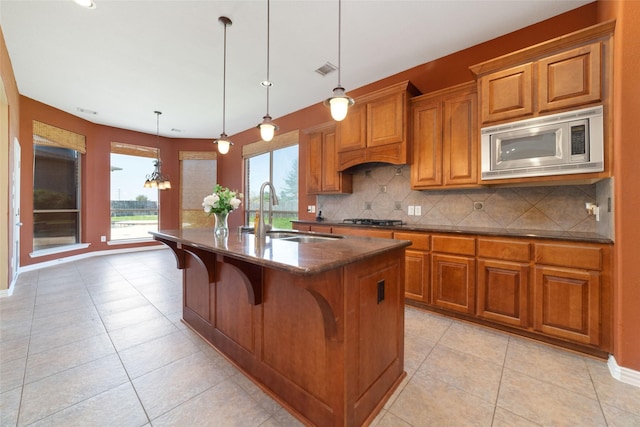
[
  {"x1": 368, "y1": 91, "x2": 404, "y2": 147},
  {"x1": 477, "y1": 259, "x2": 529, "y2": 327},
  {"x1": 480, "y1": 63, "x2": 533, "y2": 123},
  {"x1": 321, "y1": 130, "x2": 342, "y2": 192},
  {"x1": 306, "y1": 132, "x2": 322, "y2": 194},
  {"x1": 538, "y1": 43, "x2": 601, "y2": 113},
  {"x1": 432, "y1": 254, "x2": 475, "y2": 314},
  {"x1": 337, "y1": 102, "x2": 367, "y2": 152},
  {"x1": 411, "y1": 99, "x2": 442, "y2": 187},
  {"x1": 533, "y1": 266, "x2": 600, "y2": 345},
  {"x1": 405, "y1": 249, "x2": 429, "y2": 303},
  {"x1": 443, "y1": 92, "x2": 477, "y2": 186}
]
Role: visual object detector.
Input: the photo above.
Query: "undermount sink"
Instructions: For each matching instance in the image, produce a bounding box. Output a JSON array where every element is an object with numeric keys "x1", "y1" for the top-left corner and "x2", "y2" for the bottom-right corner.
[{"x1": 265, "y1": 231, "x2": 343, "y2": 243}]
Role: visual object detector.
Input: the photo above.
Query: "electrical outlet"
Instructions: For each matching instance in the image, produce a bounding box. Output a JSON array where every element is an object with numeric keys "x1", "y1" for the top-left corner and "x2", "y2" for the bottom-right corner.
[
  {"x1": 408, "y1": 206, "x2": 415, "y2": 216},
  {"x1": 100, "y1": 235, "x2": 106, "y2": 242},
  {"x1": 307, "y1": 205, "x2": 316, "y2": 213},
  {"x1": 414, "y1": 206, "x2": 422, "y2": 216}
]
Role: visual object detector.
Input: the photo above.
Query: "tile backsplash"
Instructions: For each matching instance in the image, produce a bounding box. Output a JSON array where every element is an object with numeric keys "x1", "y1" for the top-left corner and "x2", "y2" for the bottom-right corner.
[{"x1": 317, "y1": 164, "x2": 613, "y2": 238}]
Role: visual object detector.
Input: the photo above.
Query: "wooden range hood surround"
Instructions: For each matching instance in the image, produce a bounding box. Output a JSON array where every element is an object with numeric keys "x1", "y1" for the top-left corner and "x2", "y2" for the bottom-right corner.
[{"x1": 336, "y1": 80, "x2": 420, "y2": 171}]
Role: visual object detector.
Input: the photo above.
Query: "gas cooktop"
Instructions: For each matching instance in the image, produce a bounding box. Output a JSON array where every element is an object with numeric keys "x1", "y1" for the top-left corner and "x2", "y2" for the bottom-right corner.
[{"x1": 342, "y1": 218, "x2": 404, "y2": 226}]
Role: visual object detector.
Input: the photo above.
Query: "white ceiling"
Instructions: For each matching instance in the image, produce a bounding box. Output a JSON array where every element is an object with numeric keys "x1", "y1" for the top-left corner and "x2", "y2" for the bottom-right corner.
[{"x1": 1, "y1": 0, "x2": 594, "y2": 139}]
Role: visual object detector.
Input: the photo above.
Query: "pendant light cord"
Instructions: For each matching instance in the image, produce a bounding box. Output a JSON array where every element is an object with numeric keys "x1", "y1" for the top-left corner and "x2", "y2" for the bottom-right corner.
[
  {"x1": 266, "y1": 0, "x2": 271, "y2": 115},
  {"x1": 222, "y1": 19, "x2": 228, "y2": 135},
  {"x1": 337, "y1": 0, "x2": 342, "y2": 87}
]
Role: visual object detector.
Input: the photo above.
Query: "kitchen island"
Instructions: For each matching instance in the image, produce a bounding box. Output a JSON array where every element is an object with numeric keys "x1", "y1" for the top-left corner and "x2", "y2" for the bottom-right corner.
[{"x1": 151, "y1": 228, "x2": 410, "y2": 427}]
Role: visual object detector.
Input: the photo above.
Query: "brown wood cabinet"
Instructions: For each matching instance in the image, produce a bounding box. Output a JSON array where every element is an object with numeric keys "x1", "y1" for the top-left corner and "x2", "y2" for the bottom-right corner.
[
  {"x1": 304, "y1": 123, "x2": 352, "y2": 194},
  {"x1": 394, "y1": 231, "x2": 430, "y2": 303},
  {"x1": 411, "y1": 82, "x2": 479, "y2": 189},
  {"x1": 533, "y1": 242, "x2": 610, "y2": 347},
  {"x1": 477, "y1": 238, "x2": 531, "y2": 328},
  {"x1": 293, "y1": 222, "x2": 613, "y2": 355},
  {"x1": 431, "y1": 235, "x2": 476, "y2": 314},
  {"x1": 471, "y1": 21, "x2": 613, "y2": 125},
  {"x1": 334, "y1": 226, "x2": 394, "y2": 239},
  {"x1": 336, "y1": 81, "x2": 419, "y2": 171}
]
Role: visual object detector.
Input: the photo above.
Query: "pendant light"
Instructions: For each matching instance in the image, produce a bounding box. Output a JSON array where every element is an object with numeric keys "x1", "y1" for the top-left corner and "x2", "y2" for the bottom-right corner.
[
  {"x1": 214, "y1": 16, "x2": 233, "y2": 155},
  {"x1": 256, "y1": 0, "x2": 278, "y2": 142},
  {"x1": 324, "y1": 0, "x2": 354, "y2": 122},
  {"x1": 144, "y1": 111, "x2": 172, "y2": 190}
]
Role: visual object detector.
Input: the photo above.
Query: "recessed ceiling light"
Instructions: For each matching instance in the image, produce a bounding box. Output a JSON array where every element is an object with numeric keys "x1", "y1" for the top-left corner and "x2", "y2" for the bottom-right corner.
[
  {"x1": 315, "y1": 62, "x2": 337, "y2": 77},
  {"x1": 77, "y1": 107, "x2": 97, "y2": 115},
  {"x1": 73, "y1": 0, "x2": 96, "y2": 10}
]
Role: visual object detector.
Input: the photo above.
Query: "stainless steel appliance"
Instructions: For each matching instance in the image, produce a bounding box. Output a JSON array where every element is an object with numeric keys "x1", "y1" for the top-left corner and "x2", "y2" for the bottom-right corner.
[
  {"x1": 480, "y1": 105, "x2": 604, "y2": 180},
  {"x1": 343, "y1": 218, "x2": 404, "y2": 226}
]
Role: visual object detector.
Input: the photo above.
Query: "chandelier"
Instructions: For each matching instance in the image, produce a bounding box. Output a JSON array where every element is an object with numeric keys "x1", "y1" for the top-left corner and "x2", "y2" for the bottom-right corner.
[{"x1": 144, "y1": 111, "x2": 171, "y2": 190}]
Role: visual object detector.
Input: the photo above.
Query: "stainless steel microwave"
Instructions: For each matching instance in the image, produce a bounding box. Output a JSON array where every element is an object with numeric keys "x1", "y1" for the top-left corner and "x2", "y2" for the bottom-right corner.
[{"x1": 480, "y1": 105, "x2": 604, "y2": 180}]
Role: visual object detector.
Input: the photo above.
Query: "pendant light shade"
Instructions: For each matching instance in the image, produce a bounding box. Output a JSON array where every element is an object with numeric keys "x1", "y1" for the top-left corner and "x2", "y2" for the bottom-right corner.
[
  {"x1": 214, "y1": 16, "x2": 234, "y2": 154},
  {"x1": 324, "y1": 0, "x2": 354, "y2": 121},
  {"x1": 256, "y1": 0, "x2": 278, "y2": 141},
  {"x1": 144, "y1": 111, "x2": 171, "y2": 190},
  {"x1": 216, "y1": 134, "x2": 232, "y2": 155}
]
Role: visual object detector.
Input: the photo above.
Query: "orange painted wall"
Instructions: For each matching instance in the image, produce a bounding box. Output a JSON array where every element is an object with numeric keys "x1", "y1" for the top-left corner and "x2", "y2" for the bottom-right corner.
[
  {"x1": 18, "y1": 96, "x2": 216, "y2": 266},
  {"x1": 598, "y1": 0, "x2": 640, "y2": 371}
]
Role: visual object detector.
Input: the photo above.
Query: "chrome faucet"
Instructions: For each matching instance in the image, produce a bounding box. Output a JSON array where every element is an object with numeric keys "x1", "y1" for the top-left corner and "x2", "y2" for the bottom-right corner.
[{"x1": 256, "y1": 181, "x2": 279, "y2": 240}]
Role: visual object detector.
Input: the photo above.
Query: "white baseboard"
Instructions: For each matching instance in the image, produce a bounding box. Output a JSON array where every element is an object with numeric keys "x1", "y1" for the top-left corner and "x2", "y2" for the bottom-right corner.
[
  {"x1": 14, "y1": 244, "x2": 167, "y2": 274},
  {"x1": 608, "y1": 355, "x2": 640, "y2": 388}
]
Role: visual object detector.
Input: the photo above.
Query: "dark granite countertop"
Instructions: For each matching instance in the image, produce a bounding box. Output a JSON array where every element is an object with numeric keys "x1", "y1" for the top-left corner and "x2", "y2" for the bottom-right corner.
[
  {"x1": 293, "y1": 220, "x2": 613, "y2": 244},
  {"x1": 151, "y1": 228, "x2": 411, "y2": 275}
]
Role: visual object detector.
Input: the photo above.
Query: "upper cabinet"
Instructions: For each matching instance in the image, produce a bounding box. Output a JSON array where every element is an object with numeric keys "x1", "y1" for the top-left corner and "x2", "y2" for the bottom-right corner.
[
  {"x1": 304, "y1": 123, "x2": 352, "y2": 194},
  {"x1": 336, "y1": 81, "x2": 420, "y2": 171},
  {"x1": 470, "y1": 21, "x2": 614, "y2": 125},
  {"x1": 410, "y1": 82, "x2": 480, "y2": 189}
]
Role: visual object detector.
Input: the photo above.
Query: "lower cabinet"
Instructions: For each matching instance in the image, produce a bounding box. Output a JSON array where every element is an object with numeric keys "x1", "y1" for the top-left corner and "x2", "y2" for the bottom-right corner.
[
  {"x1": 294, "y1": 223, "x2": 612, "y2": 354},
  {"x1": 395, "y1": 232, "x2": 430, "y2": 303},
  {"x1": 477, "y1": 238, "x2": 531, "y2": 328},
  {"x1": 532, "y1": 242, "x2": 610, "y2": 347},
  {"x1": 431, "y1": 235, "x2": 476, "y2": 314}
]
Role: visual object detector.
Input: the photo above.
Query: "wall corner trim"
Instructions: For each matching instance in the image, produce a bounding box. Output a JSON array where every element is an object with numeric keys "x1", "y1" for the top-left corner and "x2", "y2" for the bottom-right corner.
[{"x1": 608, "y1": 355, "x2": 640, "y2": 388}]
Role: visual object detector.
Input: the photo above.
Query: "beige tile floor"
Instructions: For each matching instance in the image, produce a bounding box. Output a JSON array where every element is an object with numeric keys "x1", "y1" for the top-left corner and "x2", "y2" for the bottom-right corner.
[{"x1": 1, "y1": 249, "x2": 639, "y2": 426}]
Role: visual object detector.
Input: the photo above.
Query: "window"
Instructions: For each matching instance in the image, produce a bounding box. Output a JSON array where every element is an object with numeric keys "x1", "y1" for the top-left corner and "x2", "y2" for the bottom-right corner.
[
  {"x1": 243, "y1": 131, "x2": 299, "y2": 229},
  {"x1": 32, "y1": 121, "x2": 86, "y2": 253},
  {"x1": 110, "y1": 142, "x2": 160, "y2": 240}
]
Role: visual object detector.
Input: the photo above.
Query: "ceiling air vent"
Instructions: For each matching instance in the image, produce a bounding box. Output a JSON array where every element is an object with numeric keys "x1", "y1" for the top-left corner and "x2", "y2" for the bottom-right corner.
[{"x1": 315, "y1": 62, "x2": 337, "y2": 76}]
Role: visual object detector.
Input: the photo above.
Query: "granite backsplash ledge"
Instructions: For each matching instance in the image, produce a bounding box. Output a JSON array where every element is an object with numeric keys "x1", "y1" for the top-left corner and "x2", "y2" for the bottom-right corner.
[{"x1": 317, "y1": 164, "x2": 614, "y2": 240}]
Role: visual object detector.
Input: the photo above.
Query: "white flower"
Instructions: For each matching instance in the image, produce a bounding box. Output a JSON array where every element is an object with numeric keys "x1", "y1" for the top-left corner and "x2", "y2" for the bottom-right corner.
[{"x1": 230, "y1": 197, "x2": 241, "y2": 210}]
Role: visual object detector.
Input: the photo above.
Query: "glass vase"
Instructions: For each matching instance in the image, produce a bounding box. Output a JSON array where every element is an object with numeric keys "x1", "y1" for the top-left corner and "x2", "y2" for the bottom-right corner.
[{"x1": 213, "y1": 211, "x2": 229, "y2": 239}]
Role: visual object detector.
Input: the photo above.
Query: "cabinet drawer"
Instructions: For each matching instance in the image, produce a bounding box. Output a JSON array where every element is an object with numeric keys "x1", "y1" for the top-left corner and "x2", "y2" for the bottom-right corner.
[
  {"x1": 310, "y1": 225, "x2": 332, "y2": 234},
  {"x1": 394, "y1": 232, "x2": 430, "y2": 251},
  {"x1": 535, "y1": 243, "x2": 602, "y2": 271},
  {"x1": 334, "y1": 227, "x2": 394, "y2": 239},
  {"x1": 477, "y1": 238, "x2": 530, "y2": 262},
  {"x1": 432, "y1": 235, "x2": 475, "y2": 256}
]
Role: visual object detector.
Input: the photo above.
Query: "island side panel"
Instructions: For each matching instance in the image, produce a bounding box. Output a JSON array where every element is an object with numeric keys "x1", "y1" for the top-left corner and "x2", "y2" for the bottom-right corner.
[
  {"x1": 344, "y1": 247, "x2": 406, "y2": 426},
  {"x1": 261, "y1": 267, "x2": 344, "y2": 427}
]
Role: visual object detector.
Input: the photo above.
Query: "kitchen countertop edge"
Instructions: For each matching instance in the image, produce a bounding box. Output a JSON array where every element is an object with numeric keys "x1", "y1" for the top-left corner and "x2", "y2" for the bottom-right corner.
[
  {"x1": 151, "y1": 229, "x2": 412, "y2": 276},
  {"x1": 293, "y1": 220, "x2": 613, "y2": 244}
]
